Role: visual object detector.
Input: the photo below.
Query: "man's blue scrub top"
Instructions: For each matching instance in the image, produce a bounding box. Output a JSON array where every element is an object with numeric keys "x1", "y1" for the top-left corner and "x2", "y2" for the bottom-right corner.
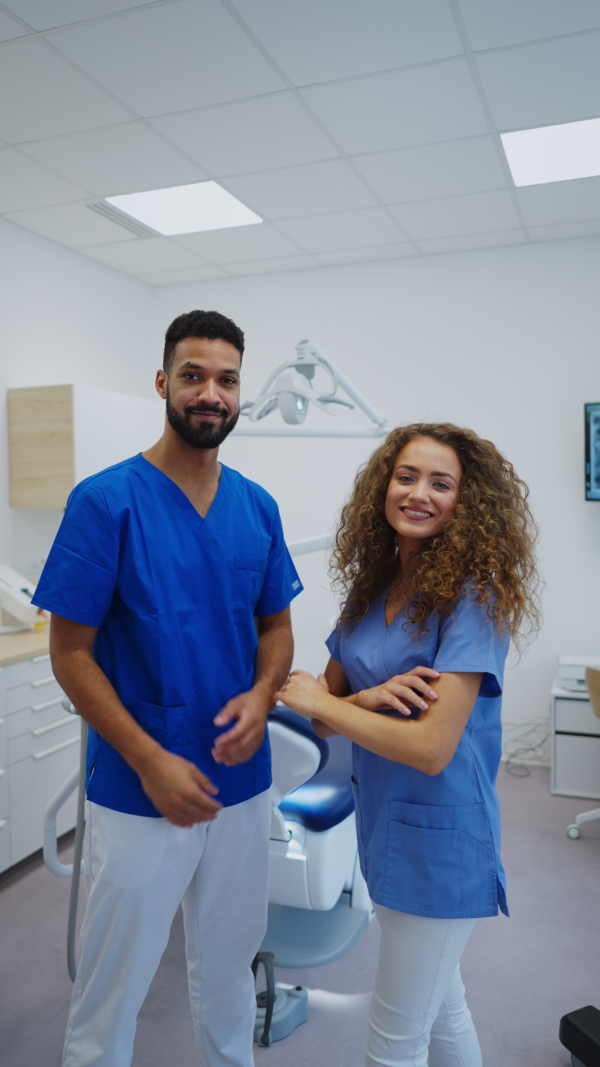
[
  {"x1": 33, "y1": 454, "x2": 303, "y2": 817},
  {"x1": 327, "y1": 586, "x2": 510, "y2": 919}
]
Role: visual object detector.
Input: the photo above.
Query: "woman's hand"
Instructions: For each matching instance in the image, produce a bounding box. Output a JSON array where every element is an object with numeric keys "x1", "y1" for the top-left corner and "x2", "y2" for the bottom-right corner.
[
  {"x1": 355, "y1": 666, "x2": 440, "y2": 717},
  {"x1": 275, "y1": 670, "x2": 329, "y2": 719}
]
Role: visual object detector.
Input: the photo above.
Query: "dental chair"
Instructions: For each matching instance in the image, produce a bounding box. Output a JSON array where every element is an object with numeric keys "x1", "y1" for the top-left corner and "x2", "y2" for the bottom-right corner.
[
  {"x1": 255, "y1": 707, "x2": 372, "y2": 1045},
  {"x1": 44, "y1": 703, "x2": 372, "y2": 1047}
]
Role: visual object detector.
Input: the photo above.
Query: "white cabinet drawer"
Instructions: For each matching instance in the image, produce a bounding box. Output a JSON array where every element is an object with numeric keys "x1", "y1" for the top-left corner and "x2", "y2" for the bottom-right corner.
[
  {"x1": 555, "y1": 698, "x2": 600, "y2": 736},
  {"x1": 0, "y1": 817, "x2": 10, "y2": 874},
  {"x1": 8, "y1": 716, "x2": 79, "y2": 765},
  {"x1": 553, "y1": 734, "x2": 600, "y2": 798},
  {"x1": 6, "y1": 676, "x2": 62, "y2": 715},
  {"x1": 3, "y1": 653, "x2": 52, "y2": 689},
  {"x1": 0, "y1": 768, "x2": 7, "y2": 819},
  {"x1": 7, "y1": 694, "x2": 68, "y2": 742},
  {"x1": 9, "y1": 740, "x2": 79, "y2": 866}
]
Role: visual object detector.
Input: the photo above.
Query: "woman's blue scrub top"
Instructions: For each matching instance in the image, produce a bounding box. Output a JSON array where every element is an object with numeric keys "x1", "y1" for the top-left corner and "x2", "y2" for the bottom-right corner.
[
  {"x1": 33, "y1": 454, "x2": 302, "y2": 817},
  {"x1": 327, "y1": 587, "x2": 510, "y2": 919}
]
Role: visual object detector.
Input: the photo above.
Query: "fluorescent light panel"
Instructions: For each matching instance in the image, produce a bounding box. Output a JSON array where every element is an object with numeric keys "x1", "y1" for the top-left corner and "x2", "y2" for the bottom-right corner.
[
  {"x1": 106, "y1": 181, "x2": 262, "y2": 235},
  {"x1": 502, "y1": 117, "x2": 600, "y2": 187}
]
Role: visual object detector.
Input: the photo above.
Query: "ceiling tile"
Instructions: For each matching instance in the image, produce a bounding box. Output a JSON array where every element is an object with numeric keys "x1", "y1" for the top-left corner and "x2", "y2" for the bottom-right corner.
[
  {"x1": 302, "y1": 60, "x2": 489, "y2": 155},
  {"x1": 353, "y1": 136, "x2": 507, "y2": 203},
  {"x1": 20, "y1": 122, "x2": 206, "y2": 196},
  {"x1": 223, "y1": 160, "x2": 376, "y2": 220},
  {"x1": 175, "y1": 223, "x2": 301, "y2": 263},
  {"x1": 0, "y1": 10, "x2": 29, "y2": 40},
  {"x1": 0, "y1": 147, "x2": 90, "y2": 212},
  {"x1": 2, "y1": 2, "x2": 154, "y2": 31},
  {"x1": 277, "y1": 207, "x2": 405, "y2": 253},
  {"x1": 224, "y1": 255, "x2": 318, "y2": 276},
  {"x1": 150, "y1": 93, "x2": 336, "y2": 176},
  {"x1": 476, "y1": 35, "x2": 600, "y2": 132},
  {"x1": 138, "y1": 266, "x2": 229, "y2": 287},
  {"x1": 4, "y1": 200, "x2": 138, "y2": 247},
  {"x1": 417, "y1": 230, "x2": 526, "y2": 254},
  {"x1": 391, "y1": 189, "x2": 521, "y2": 239},
  {"x1": 50, "y1": 0, "x2": 284, "y2": 117},
  {"x1": 517, "y1": 177, "x2": 600, "y2": 226},
  {"x1": 315, "y1": 244, "x2": 417, "y2": 266},
  {"x1": 529, "y1": 220, "x2": 600, "y2": 241},
  {"x1": 0, "y1": 39, "x2": 131, "y2": 143},
  {"x1": 82, "y1": 237, "x2": 203, "y2": 275},
  {"x1": 457, "y1": 0, "x2": 600, "y2": 51},
  {"x1": 229, "y1": 0, "x2": 463, "y2": 85}
]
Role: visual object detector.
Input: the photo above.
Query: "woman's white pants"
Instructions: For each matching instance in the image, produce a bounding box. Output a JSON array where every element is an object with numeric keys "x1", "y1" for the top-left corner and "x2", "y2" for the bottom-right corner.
[
  {"x1": 366, "y1": 904, "x2": 482, "y2": 1067},
  {"x1": 63, "y1": 792, "x2": 271, "y2": 1067}
]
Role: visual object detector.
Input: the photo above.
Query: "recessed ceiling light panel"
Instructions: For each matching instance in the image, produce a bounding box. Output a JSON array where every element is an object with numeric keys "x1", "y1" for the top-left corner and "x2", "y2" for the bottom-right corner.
[
  {"x1": 105, "y1": 181, "x2": 262, "y2": 235},
  {"x1": 502, "y1": 117, "x2": 600, "y2": 187}
]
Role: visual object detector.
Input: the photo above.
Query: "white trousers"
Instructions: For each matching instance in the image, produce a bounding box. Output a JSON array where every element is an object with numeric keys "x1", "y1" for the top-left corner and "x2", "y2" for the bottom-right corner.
[
  {"x1": 63, "y1": 791, "x2": 271, "y2": 1067},
  {"x1": 366, "y1": 904, "x2": 482, "y2": 1067}
]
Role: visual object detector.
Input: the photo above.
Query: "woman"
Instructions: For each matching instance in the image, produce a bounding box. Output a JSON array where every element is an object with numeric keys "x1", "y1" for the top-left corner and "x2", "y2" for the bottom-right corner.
[{"x1": 275, "y1": 423, "x2": 540, "y2": 1067}]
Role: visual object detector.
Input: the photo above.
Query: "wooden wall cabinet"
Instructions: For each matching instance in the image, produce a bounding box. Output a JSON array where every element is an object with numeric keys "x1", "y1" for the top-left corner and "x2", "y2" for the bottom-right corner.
[{"x1": 8, "y1": 384, "x2": 165, "y2": 508}]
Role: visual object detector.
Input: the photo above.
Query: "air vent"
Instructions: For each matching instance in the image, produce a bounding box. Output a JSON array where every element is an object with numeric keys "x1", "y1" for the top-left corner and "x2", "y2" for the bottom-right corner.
[{"x1": 87, "y1": 201, "x2": 159, "y2": 238}]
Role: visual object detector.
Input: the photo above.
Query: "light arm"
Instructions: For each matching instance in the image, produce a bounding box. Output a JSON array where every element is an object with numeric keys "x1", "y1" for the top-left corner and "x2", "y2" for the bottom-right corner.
[{"x1": 276, "y1": 669, "x2": 483, "y2": 775}]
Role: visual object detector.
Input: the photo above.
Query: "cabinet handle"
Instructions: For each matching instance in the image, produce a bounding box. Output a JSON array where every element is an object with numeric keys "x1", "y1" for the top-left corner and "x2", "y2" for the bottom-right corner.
[
  {"x1": 0, "y1": 820, "x2": 6, "y2": 831},
  {"x1": 32, "y1": 696, "x2": 63, "y2": 713},
  {"x1": 32, "y1": 654, "x2": 51, "y2": 663},
  {"x1": 0, "y1": 768, "x2": 4, "y2": 777},
  {"x1": 31, "y1": 674, "x2": 55, "y2": 688},
  {"x1": 33, "y1": 715, "x2": 76, "y2": 737},
  {"x1": 33, "y1": 735, "x2": 79, "y2": 760}
]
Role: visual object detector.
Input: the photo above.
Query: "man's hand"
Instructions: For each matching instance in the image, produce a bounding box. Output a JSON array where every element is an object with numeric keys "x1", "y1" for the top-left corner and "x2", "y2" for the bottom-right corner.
[
  {"x1": 212, "y1": 689, "x2": 270, "y2": 766},
  {"x1": 138, "y1": 748, "x2": 222, "y2": 827}
]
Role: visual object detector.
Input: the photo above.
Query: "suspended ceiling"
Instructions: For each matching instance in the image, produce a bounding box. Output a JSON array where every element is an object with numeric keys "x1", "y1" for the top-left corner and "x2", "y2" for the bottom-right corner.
[{"x1": 1, "y1": 0, "x2": 600, "y2": 287}]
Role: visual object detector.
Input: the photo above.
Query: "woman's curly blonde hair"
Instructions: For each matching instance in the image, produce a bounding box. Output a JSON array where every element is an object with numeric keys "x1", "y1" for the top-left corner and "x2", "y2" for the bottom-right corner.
[{"x1": 331, "y1": 423, "x2": 541, "y2": 644}]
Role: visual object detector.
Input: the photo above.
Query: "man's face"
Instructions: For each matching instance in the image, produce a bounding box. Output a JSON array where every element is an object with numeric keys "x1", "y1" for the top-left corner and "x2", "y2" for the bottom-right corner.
[{"x1": 157, "y1": 336, "x2": 241, "y2": 450}]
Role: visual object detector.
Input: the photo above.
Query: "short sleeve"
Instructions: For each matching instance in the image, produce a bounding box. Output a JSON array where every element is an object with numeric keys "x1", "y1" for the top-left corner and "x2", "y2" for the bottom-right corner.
[
  {"x1": 32, "y1": 484, "x2": 119, "y2": 626},
  {"x1": 325, "y1": 625, "x2": 342, "y2": 662},
  {"x1": 433, "y1": 588, "x2": 510, "y2": 698},
  {"x1": 254, "y1": 504, "x2": 303, "y2": 616}
]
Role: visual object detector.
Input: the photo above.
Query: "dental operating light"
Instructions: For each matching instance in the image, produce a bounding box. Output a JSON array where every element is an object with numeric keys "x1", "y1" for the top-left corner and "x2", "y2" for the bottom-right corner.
[{"x1": 235, "y1": 340, "x2": 389, "y2": 438}]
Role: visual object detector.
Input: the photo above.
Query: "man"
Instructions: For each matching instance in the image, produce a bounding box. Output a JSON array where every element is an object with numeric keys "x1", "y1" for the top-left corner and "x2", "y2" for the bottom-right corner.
[{"x1": 33, "y1": 310, "x2": 302, "y2": 1067}]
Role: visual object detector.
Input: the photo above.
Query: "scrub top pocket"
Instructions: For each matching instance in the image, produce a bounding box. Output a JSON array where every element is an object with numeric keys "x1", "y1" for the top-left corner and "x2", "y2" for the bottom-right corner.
[
  {"x1": 233, "y1": 554, "x2": 268, "y2": 617},
  {"x1": 382, "y1": 800, "x2": 497, "y2": 917},
  {"x1": 122, "y1": 695, "x2": 191, "y2": 757}
]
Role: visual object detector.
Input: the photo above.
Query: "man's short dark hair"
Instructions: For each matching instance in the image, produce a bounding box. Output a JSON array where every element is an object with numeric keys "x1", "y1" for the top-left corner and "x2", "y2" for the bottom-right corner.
[{"x1": 163, "y1": 310, "x2": 245, "y2": 375}]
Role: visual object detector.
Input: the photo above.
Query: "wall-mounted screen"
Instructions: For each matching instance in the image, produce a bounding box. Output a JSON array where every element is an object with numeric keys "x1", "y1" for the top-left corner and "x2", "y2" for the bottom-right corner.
[{"x1": 585, "y1": 403, "x2": 600, "y2": 500}]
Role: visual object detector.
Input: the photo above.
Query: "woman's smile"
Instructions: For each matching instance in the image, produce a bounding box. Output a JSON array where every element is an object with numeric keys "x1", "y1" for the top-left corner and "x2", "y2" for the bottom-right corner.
[{"x1": 385, "y1": 436, "x2": 462, "y2": 553}]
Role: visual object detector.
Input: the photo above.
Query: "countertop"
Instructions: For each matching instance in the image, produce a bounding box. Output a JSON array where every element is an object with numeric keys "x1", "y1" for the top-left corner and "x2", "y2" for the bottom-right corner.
[{"x1": 0, "y1": 626, "x2": 50, "y2": 667}]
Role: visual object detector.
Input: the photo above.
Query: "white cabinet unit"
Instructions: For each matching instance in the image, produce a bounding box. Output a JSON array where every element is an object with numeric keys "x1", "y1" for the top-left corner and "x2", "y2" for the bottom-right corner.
[
  {"x1": 0, "y1": 643, "x2": 80, "y2": 874},
  {"x1": 551, "y1": 684, "x2": 600, "y2": 799}
]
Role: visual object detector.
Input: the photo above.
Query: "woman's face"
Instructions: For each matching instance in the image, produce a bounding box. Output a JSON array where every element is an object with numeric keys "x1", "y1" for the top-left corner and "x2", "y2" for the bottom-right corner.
[{"x1": 385, "y1": 436, "x2": 462, "y2": 549}]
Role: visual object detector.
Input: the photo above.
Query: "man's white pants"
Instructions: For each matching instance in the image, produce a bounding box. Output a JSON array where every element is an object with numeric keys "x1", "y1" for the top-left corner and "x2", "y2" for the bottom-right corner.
[{"x1": 63, "y1": 791, "x2": 271, "y2": 1067}]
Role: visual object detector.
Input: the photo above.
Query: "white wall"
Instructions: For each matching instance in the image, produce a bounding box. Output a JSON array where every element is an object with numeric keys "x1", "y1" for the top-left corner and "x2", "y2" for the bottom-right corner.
[
  {"x1": 2, "y1": 223, "x2": 598, "y2": 737},
  {"x1": 153, "y1": 237, "x2": 600, "y2": 736},
  {"x1": 0, "y1": 218, "x2": 157, "y2": 578}
]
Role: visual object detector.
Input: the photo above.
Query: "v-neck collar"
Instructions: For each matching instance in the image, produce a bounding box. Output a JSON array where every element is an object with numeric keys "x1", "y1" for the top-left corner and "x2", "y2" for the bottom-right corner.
[{"x1": 135, "y1": 453, "x2": 232, "y2": 543}]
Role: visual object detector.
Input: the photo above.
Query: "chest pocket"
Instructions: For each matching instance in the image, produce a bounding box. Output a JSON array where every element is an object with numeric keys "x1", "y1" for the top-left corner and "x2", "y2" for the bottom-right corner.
[{"x1": 234, "y1": 554, "x2": 268, "y2": 617}]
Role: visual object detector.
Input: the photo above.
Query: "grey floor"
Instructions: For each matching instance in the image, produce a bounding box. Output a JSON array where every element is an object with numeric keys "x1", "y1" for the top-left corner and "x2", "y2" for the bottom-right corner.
[{"x1": 1, "y1": 766, "x2": 598, "y2": 1067}]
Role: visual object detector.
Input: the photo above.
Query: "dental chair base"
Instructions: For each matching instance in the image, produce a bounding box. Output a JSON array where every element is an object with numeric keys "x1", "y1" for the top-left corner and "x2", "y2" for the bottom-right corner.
[{"x1": 253, "y1": 952, "x2": 309, "y2": 1047}]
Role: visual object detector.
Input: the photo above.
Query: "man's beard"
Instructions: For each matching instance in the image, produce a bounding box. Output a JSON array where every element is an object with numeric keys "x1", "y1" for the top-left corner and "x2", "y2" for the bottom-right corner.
[{"x1": 166, "y1": 387, "x2": 239, "y2": 450}]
